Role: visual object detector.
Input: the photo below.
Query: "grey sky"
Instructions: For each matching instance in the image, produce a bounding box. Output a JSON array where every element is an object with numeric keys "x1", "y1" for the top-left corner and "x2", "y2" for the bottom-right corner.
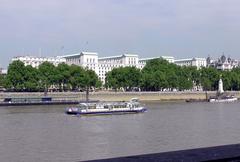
[{"x1": 1, "y1": 0, "x2": 240, "y2": 68}]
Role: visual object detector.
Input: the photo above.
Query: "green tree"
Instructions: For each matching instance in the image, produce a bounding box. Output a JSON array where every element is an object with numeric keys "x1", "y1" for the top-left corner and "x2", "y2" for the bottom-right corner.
[
  {"x1": 201, "y1": 78, "x2": 212, "y2": 91},
  {"x1": 0, "y1": 74, "x2": 5, "y2": 88},
  {"x1": 141, "y1": 58, "x2": 179, "y2": 91},
  {"x1": 105, "y1": 66, "x2": 140, "y2": 91},
  {"x1": 231, "y1": 68, "x2": 240, "y2": 90},
  {"x1": 24, "y1": 65, "x2": 39, "y2": 92},
  {"x1": 38, "y1": 62, "x2": 56, "y2": 95},
  {"x1": 85, "y1": 69, "x2": 101, "y2": 88},
  {"x1": 177, "y1": 67, "x2": 193, "y2": 91},
  {"x1": 105, "y1": 68, "x2": 121, "y2": 91},
  {"x1": 124, "y1": 67, "x2": 141, "y2": 90},
  {"x1": 5, "y1": 60, "x2": 26, "y2": 91},
  {"x1": 85, "y1": 69, "x2": 101, "y2": 101},
  {"x1": 200, "y1": 67, "x2": 219, "y2": 91},
  {"x1": 69, "y1": 65, "x2": 86, "y2": 90},
  {"x1": 55, "y1": 63, "x2": 71, "y2": 91}
]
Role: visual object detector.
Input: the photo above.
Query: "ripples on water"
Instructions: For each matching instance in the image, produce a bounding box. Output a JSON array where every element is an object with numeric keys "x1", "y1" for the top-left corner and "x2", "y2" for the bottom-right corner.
[{"x1": 0, "y1": 101, "x2": 240, "y2": 161}]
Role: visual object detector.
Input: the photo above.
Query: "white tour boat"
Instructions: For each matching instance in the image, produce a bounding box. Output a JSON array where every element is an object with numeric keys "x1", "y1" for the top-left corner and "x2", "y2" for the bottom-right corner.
[
  {"x1": 209, "y1": 96, "x2": 238, "y2": 103},
  {"x1": 65, "y1": 98, "x2": 147, "y2": 115}
]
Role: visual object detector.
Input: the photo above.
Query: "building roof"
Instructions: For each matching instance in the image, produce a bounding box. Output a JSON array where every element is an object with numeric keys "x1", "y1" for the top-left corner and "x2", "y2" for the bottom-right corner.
[
  {"x1": 161, "y1": 56, "x2": 175, "y2": 59},
  {"x1": 122, "y1": 53, "x2": 138, "y2": 57},
  {"x1": 59, "y1": 52, "x2": 98, "y2": 58},
  {"x1": 12, "y1": 55, "x2": 65, "y2": 60},
  {"x1": 98, "y1": 55, "x2": 123, "y2": 60},
  {"x1": 139, "y1": 56, "x2": 174, "y2": 61},
  {"x1": 139, "y1": 57, "x2": 159, "y2": 61},
  {"x1": 81, "y1": 52, "x2": 98, "y2": 55},
  {"x1": 175, "y1": 58, "x2": 206, "y2": 62},
  {"x1": 98, "y1": 54, "x2": 138, "y2": 60},
  {"x1": 58, "y1": 53, "x2": 81, "y2": 58}
]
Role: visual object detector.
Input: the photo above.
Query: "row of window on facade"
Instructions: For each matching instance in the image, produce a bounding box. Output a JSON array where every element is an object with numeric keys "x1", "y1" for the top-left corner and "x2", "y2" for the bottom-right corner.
[
  {"x1": 128, "y1": 61, "x2": 136, "y2": 64},
  {"x1": 67, "y1": 58, "x2": 80, "y2": 64},
  {"x1": 99, "y1": 64, "x2": 121, "y2": 68},
  {"x1": 25, "y1": 61, "x2": 61, "y2": 65},
  {"x1": 86, "y1": 58, "x2": 95, "y2": 63}
]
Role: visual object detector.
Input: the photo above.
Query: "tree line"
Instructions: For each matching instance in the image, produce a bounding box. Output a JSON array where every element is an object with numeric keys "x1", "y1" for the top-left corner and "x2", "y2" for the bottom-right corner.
[
  {"x1": 0, "y1": 60, "x2": 101, "y2": 92},
  {"x1": 105, "y1": 59, "x2": 240, "y2": 91},
  {"x1": 1, "y1": 59, "x2": 240, "y2": 92}
]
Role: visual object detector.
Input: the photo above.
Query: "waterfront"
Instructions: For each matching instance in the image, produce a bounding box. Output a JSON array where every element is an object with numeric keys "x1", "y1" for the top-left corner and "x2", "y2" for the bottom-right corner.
[
  {"x1": 1, "y1": 91, "x2": 239, "y2": 102},
  {"x1": 1, "y1": 101, "x2": 240, "y2": 161}
]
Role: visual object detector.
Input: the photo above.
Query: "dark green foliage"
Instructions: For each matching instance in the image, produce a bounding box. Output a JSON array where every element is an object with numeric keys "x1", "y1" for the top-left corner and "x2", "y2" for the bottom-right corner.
[
  {"x1": 140, "y1": 58, "x2": 188, "y2": 91},
  {"x1": 105, "y1": 66, "x2": 141, "y2": 91},
  {"x1": 5, "y1": 60, "x2": 26, "y2": 91},
  {"x1": 55, "y1": 63, "x2": 71, "y2": 91},
  {"x1": 199, "y1": 67, "x2": 219, "y2": 91},
  {"x1": 69, "y1": 65, "x2": 86, "y2": 90},
  {"x1": 24, "y1": 65, "x2": 39, "y2": 92},
  {"x1": 4, "y1": 59, "x2": 240, "y2": 92},
  {"x1": 105, "y1": 58, "x2": 240, "y2": 91},
  {"x1": 4, "y1": 61, "x2": 102, "y2": 92},
  {"x1": 0, "y1": 74, "x2": 5, "y2": 87},
  {"x1": 85, "y1": 69, "x2": 102, "y2": 88},
  {"x1": 38, "y1": 62, "x2": 57, "y2": 94}
]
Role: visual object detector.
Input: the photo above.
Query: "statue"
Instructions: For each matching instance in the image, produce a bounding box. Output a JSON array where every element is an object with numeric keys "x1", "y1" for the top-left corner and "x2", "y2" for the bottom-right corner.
[{"x1": 218, "y1": 78, "x2": 224, "y2": 94}]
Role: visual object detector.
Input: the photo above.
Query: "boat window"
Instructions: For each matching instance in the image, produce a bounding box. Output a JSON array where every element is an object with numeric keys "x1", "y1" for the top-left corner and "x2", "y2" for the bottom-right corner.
[{"x1": 4, "y1": 98, "x2": 11, "y2": 102}]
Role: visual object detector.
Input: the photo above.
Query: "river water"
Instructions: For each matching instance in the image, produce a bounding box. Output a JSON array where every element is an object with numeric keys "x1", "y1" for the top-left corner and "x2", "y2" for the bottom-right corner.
[{"x1": 0, "y1": 101, "x2": 240, "y2": 162}]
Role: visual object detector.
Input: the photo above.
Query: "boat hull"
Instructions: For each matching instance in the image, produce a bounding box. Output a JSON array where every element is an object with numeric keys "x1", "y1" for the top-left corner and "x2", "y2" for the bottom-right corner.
[
  {"x1": 66, "y1": 107, "x2": 147, "y2": 115},
  {"x1": 209, "y1": 97, "x2": 238, "y2": 103}
]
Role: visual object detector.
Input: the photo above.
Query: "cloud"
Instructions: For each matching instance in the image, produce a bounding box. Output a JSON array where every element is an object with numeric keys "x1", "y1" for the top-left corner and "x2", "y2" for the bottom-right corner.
[{"x1": 1, "y1": 0, "x2": 240, "y2": 67}]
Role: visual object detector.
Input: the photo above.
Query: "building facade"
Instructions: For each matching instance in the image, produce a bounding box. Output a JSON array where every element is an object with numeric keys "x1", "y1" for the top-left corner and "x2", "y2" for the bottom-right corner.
[
  {"x1": 174, "y1": 58, "x2": 207, "y2": 69},
  {"x1": 60, "y1": 52, "x2": 139, "y2": 83},
  {"x1": 207, "y1": 55, "x2": 240, "y2": 70},
  {"x1": 138, "y1": 56, "x2": 175, "y2": 69},
  {"x1": 60, "y1": 52, "x2": 208, "y2": 84},
  {"x1": 12, "y1": 56, "x2": 66, "y2": 68},
  {"x1": 0, "y1": 69, "x2": 7, "y2": 75},
  {"x1": 10, "y1": 53, "x2": 210, "y2": 84}
]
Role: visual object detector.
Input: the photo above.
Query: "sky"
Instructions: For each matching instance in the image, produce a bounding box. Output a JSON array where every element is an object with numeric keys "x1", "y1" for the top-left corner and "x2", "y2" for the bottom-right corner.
[{"x1": 1, "y1": 0, "x2": 240, "y2": 68}]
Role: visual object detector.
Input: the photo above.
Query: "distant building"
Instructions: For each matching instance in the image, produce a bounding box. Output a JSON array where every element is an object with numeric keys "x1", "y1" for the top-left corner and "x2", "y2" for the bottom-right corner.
[
  {"x1": 207, "y1": 55, "x2": 240, "y2": 70},
  {"x1": 0, "y1": 68, "x2": 7, "y2": 75},
  {"x1": 60, "y1": 52, "x2": 140, "y2": 83},
  {"x1": 174, "y1": 58, "x2": 207, "y2": 69},
  {"x1": 61, "y1": 52, "x2": 210, "y2": 83},
  {"x1": 11, "y1": 56, "x2": 66, "y2": 68},
  {"x1": 138, "y1": 56, "x2": 175, "y2": 69}
]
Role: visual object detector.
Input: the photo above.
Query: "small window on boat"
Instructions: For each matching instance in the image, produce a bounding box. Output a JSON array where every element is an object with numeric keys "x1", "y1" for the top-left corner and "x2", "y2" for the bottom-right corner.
[{"x1": 104, "y1": 105, "x2": 108, "y2": 108}]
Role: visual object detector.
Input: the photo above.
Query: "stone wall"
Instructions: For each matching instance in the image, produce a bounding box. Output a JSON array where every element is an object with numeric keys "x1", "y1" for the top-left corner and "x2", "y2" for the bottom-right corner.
[{"x1": 1, "y1": 91, "x2": 239, "y2": 102}]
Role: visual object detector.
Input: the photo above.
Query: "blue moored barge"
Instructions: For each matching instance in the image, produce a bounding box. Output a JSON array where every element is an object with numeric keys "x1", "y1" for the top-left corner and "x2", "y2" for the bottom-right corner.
[{"x1": 0, "y1": 97, "x2": 84, "y2": 106}]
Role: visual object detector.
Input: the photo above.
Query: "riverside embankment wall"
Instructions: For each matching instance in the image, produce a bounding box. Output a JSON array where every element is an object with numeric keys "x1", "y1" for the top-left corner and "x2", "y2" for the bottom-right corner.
[{"x1": 0, "y1": 91, "x2": 240, "y2": 102}]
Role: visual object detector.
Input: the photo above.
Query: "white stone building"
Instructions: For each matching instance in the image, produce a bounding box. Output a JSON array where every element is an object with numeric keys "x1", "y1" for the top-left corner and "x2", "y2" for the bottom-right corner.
[
  {"x1": 11, "y1": 56, "x2": 66, "y2": 68},
  {"x1": 138, "y1": 56, "x2": 175, "y2": 69},
  {"x1": 60, "y1": 52, "x2": 139, "y2": 83},
  {"x1": 10, "y1": 53, "x2": 209, "y2": 84},
  {"x1": 0, "y1": 69, "x2": 7, "y2": 75},
  {"x1": 207, "y1": 55, "x2": 240, "y2": 70},
  {"x1": 174, "y1": 58, "x2": 207, "y2": 69},
  {"x1": 98, "y1": 54, "x2": 139, "y2": 82},
  {"x1": 60, "y1": 52, "x2": 208, "y2": 84}
]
